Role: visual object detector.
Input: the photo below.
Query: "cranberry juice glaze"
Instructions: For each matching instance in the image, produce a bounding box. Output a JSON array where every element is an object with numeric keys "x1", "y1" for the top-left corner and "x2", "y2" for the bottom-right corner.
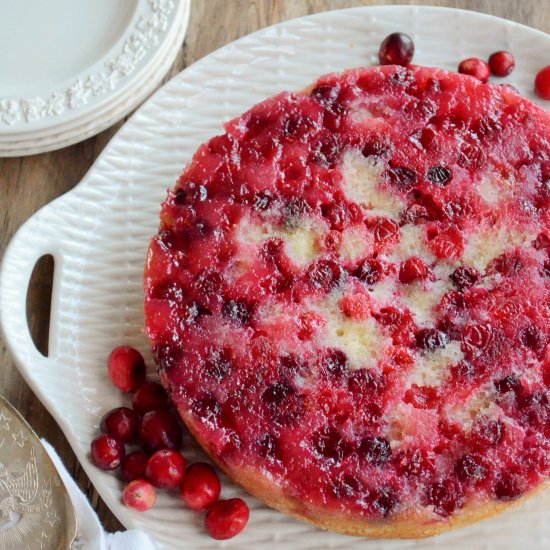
[{"x1": 145, "y1": 66, "x2": 550, "y2": 528}]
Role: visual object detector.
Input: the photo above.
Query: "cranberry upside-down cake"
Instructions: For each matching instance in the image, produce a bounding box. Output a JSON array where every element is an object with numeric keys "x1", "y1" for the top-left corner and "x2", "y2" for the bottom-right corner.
[{"x1": 144, "y1": 65, "x2": 550, "y2": 537}]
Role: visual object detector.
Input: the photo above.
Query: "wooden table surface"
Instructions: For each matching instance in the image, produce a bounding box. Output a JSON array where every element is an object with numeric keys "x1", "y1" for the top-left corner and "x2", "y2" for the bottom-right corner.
[{"x1": 1, "y1": 0, "x2": 548, "y2": 535}]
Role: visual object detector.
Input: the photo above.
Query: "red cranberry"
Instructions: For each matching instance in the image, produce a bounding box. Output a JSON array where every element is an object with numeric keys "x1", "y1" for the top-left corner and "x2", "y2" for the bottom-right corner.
[
  {"x1": 450, "y1": 266, "x2": 479, "y2": 290},
  {"x1": 426, "y1": 480, "x2": 461, "y2": 517},
  {"x1": 297, "y1": 311, "x2": 326, "y2": 340},
  {"x1": 461, "y1": 323, "x2": 493, "y2": 356},
  {"x1": 341, "y1": 293, "x2": 370, "y2": 320},
  {"x1": 223, "y1": 299, "x2": 254, "y2": 325},
  {"x1": 494, "y1": 375, "x2": 522, "y2": 396},
  {"x1": 354, "y1": 258, "x2": 383, "y2": 285},
  {"x1": 146, "y1": 449, "x2": 186, "y2": 488},
  {"x1": 122, "y1": 479, "x2": 156, "y2": 511},
  {"x1": 455, "y1": 454, "x2": 487, "y2": 483},
  {"x1": 100, "y1": 407, "x2": 139, "y2": 443},
  {"x1": 458, "y1": 58, "x2": 491, "y2": 83},
  {"x1": 395, "y1": 448, "x2": 435, "y2": 477},
  {"x1": 404, "y1": 384, "x2": 440, "y2": 409},
  {"x1": 373, "y1": 217, "x2": 399, "y2": 245},
  {"x1": 416, "y1": 329, "x2": 450, "y2": 351},
  {"x1": 204, "y1": 498, "x2": 250, "y2": 540},
  {"x1": 90, "y1": 434, "x2": 125, "y2": 470},
  {"x1": 203, "y1": 347, "x2": 233, "y2": 382},
  {"x1": 120, "y1": 451, "x2": 149, "y2": 482},
  {"x1": 494, "y1": 472, "x2": 525, "y2": 500},
  {"x1": 180, "y1": 463, "x2": 221, "y2": 510},
  {"x1": 132, "y1": 381, "x2": 169, "y2": 415},
  {"x1": 306, "y1": 259, "x2": 346, "y2": 292},
  {"x1": 385, "y1": 166, "x2": 417, "y2": 188},
  {"x1": 312, "y1": 426, "x2": 350, "y2": 462},
  {"x1": 426, "y1": 165, "x2": 452, "y2": 186},
  {"x1": 378, "y1": 33, "x2": 414, "y2": 66},
  {"x1": 107, "y1": 346, "x2": 146, "y2": 392},
  {"x1": 399, "y1": 257, "x2": 429, "y2": 284},
  {"x1": 369, "y1": 488, "x2": 398, "y2": 517},
  {"x1": 358, "y1": 436, "x2": 391, "y2": 465},
  {"x1": 140, "y1": 410, "x2": 183, "y2": 451},
  {"x1": 319, "y1": 349, "x2": 349, "y2": 379},
  {"x1": 535, "y1": 65, "x2": 550, "y2": 100},
  {"x1": 471, "y1": 418, "x2": 504, "y2": 448},
  {"x1": 488, "y1": 51, "x2": 515, "y2": 77},
  {"x1": 348, "y1": 368, "x2": 386, "y2": 395}
]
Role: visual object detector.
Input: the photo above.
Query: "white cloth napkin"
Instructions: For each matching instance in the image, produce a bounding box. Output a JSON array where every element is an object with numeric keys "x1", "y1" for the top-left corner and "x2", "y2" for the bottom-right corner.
[{"x1": 41, "y1": 439, "x2": 157, "y2": 550}]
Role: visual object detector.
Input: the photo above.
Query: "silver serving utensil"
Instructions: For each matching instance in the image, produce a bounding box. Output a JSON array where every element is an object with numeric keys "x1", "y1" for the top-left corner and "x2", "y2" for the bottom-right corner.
[{"x1": 0, "y1": 395, "x2": 77, "y2": 549}]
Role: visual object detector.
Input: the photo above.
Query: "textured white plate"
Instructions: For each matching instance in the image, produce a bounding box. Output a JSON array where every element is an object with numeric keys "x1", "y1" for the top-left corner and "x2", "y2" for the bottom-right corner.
[
  {"x1": 1, "y1": 6, "x2": 550, "y2": 550},
  {"x1": 0, "y1": 1, "x2": 189, "y2": 157},
  {"x1": 0, "y1": 0, "x2": 190, "y2": 155}
]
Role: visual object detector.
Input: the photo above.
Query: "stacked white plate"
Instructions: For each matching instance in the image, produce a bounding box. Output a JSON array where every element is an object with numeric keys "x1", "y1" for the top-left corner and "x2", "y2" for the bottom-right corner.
[{"x1": 0, "y1": 0, "x2": 190, "y2": 157}]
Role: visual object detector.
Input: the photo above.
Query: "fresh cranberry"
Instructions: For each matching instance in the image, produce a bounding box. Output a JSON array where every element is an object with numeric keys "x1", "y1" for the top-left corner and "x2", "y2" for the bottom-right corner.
[
  {"x1": 145, "y1": 449, "x2": 186, "y2": 488},
  {"x1": 120, "y1": 451, "x2": 149, "y2": 482},
  {"x1": 100, "y1": 407, "x2": 139, "y2": 443},
  {"x1": 107, "y1": 346, "x2": 146, "y2": 392},
  {"x1": 122, "y1": 479, "x2": 156, "y2": 511},
  {"x1": 399, "y1": 257, "x2": 429, "y2": 284},
  {"x1": 204, "y1": 498, "x2": 250, "y2": 540},
  {"x1": 90, "y1": 434, "x2": 125, "y2": 470},
  {"x1": 535, "y1": 65, "x2": 550, "y2": 100},
  {"x1": 140, "y1": 410, "x2": 183, "y2": 451},
  {"x1": 180, "y1": 463, "x2": 221, "y2": 510},
  {"x1": 488, "y1": 51, "x2": 515, "y2": 77},
  {"x1": 132, "y1": 381, "x2": 169, "y2": 415},
  {"x1": 458, "y1": 58, "x2": 491, "y2": 83},
  {"x1": 378, "y1": 33, "x2": 414, "y2": 66}
]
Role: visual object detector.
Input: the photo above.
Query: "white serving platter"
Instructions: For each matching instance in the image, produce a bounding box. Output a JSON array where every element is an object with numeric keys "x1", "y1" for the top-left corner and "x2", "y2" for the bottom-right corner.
[{"x1": 1, "y1": 6, "x2": 549, "y2": 550}]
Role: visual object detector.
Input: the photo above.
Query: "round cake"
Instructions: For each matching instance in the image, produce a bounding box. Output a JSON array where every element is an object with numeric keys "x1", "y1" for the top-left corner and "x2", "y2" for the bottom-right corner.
[{"x1": 144, "y1": 65, "x2": 550, "y2": 537}]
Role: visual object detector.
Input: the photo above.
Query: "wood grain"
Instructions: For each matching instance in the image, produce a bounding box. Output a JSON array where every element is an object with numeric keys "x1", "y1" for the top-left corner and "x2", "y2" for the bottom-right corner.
[{"x1": 0, "y1": 0, "x2": 548, "y2": 535}]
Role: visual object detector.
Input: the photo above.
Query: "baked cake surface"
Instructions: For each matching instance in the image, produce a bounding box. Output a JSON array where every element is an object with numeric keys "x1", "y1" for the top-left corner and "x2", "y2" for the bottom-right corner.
[{"x1": 144, "y1": 65, "x2": 550, "y2": 537}]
